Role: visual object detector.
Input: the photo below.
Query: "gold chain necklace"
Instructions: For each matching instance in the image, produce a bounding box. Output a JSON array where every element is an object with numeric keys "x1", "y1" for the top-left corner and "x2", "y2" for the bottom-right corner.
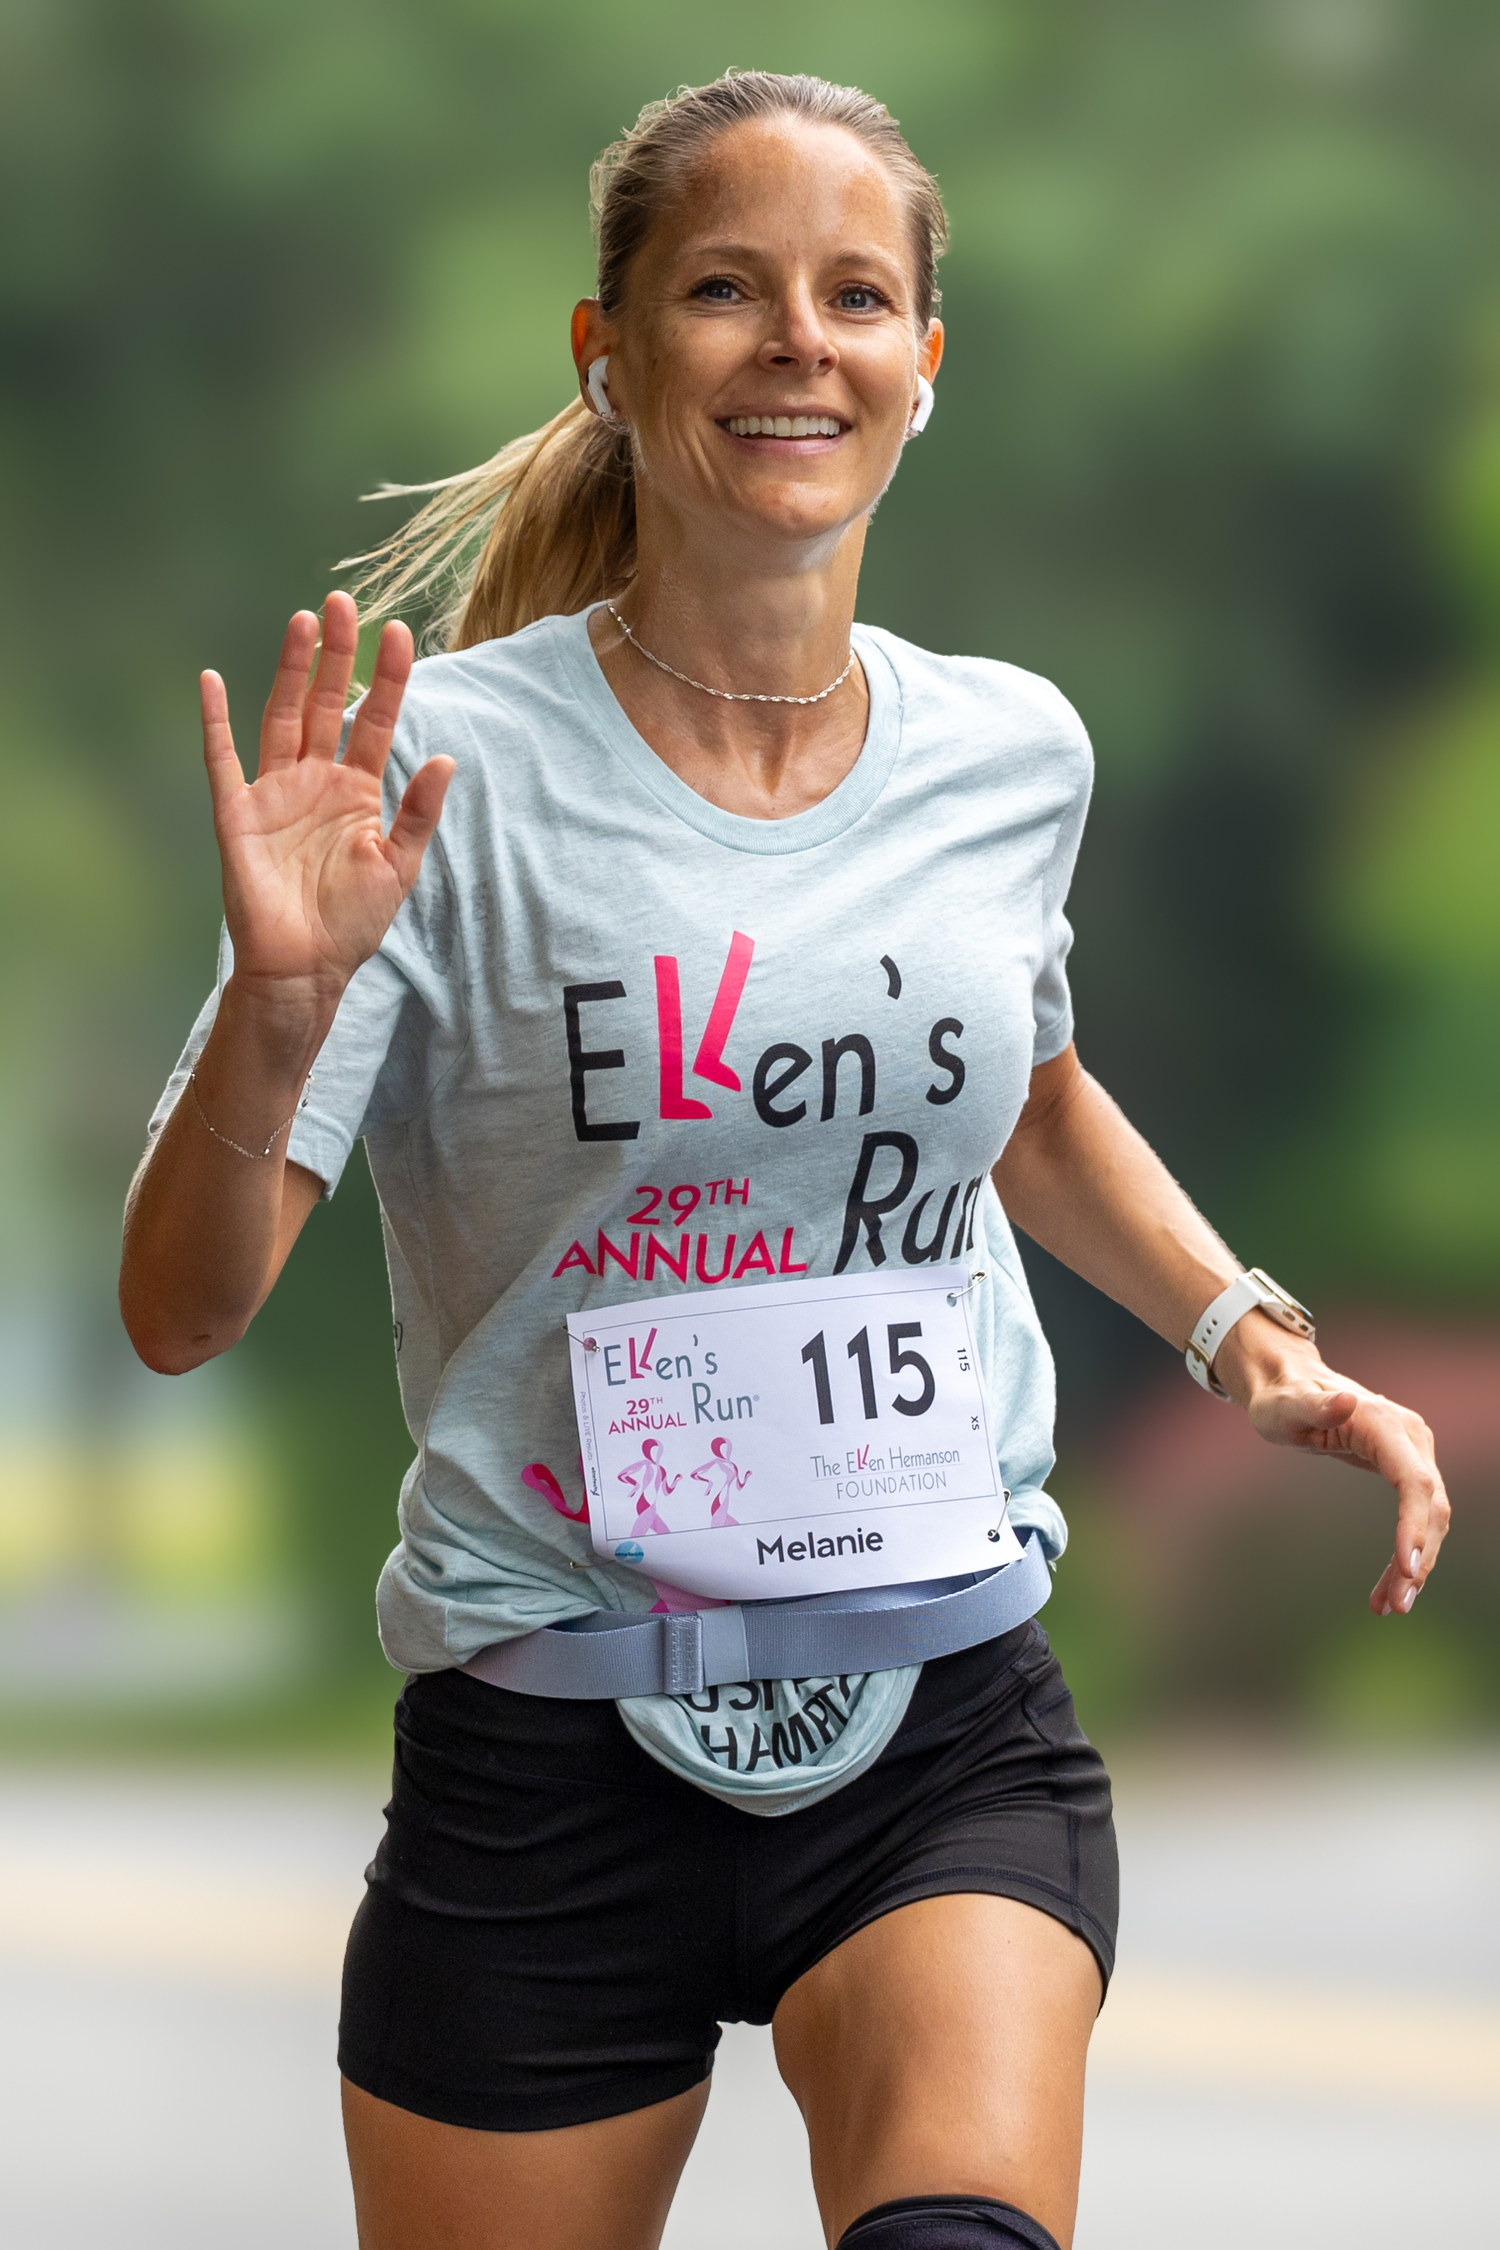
[{"x1": 605, "y1": 605, "x2": 856, "y2": 707}]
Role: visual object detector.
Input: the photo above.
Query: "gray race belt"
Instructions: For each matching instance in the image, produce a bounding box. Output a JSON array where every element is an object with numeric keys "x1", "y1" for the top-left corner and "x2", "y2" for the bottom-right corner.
[{"x1": 459, "y1": 1529, "x2": 1051, "y2": 1700}]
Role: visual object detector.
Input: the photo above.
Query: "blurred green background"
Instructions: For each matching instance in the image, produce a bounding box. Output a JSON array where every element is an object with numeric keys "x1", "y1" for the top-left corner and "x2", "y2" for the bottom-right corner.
[{"x1": 1, "y1": 0, "x2": 1495, "y2": 1753}]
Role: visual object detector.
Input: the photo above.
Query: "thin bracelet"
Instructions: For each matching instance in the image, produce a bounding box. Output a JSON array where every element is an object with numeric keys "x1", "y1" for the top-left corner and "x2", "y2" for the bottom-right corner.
[{"x1": 188, "y1": 1067, "x2": 313, "y2": 1162}]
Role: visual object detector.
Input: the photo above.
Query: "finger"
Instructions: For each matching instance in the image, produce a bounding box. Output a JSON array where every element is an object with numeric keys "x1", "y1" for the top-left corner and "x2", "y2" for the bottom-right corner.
[
  {"x1": 385, "y1": 756, "x2": 455, "y2": 889},
  {"x1": 1369, "y1": 1541, "x2": 1434, "y2": 1617},
  {"x1": 258, "y1": 611, "x2": 320, "y2": 774},
  {"x1": 1397, "y1": 1456, "x2": 1450, "y2": 1585},
  {"x1": 344, "y1": 619, "x2": 415, "y2": 779},
  {"x1": 1369, "y1": 1558, "x2": 1401, "y2": 1617},
  {"x1": 1376, "y1": 1439, "x2": 1447, "y2": 1612},
  {"x1": 200, "y1": 670, "x2": 245, "y2": 811},
  {"x1": 300, "y1": 591, "x2": 361, "y2": 762}
]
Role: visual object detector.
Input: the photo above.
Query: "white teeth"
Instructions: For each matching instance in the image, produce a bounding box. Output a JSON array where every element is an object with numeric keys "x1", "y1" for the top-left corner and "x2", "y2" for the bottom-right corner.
[{"x1": 726, "y1": 414, "x2": 843, "y2": 437}]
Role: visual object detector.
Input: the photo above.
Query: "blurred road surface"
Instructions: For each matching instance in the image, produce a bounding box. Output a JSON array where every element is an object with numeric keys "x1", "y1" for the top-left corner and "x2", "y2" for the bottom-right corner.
[{"x1": 0, "y1": 1750, "x2": 1495, "y2": 2248}]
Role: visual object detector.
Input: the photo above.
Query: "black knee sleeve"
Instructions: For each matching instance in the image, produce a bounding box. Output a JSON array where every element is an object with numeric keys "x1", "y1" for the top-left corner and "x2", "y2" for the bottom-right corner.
[{"x1": 836, "y1": 2194, "x2": 1062, "y2": 2250}]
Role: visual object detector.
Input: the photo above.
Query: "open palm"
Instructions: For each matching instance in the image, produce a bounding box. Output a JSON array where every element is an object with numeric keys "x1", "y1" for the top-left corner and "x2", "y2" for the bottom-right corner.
[{"x1": 202, "y1": 591, "x2": 452, "y2": 993}]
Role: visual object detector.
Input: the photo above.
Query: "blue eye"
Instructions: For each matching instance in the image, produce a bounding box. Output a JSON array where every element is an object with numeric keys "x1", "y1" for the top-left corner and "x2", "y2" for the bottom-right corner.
[
  {"x1": 838, "y1": 285, "x2": 888, "y2": 312},
  {"x1": 694, "y1": 277, "x2": 740, "y2": 302}
]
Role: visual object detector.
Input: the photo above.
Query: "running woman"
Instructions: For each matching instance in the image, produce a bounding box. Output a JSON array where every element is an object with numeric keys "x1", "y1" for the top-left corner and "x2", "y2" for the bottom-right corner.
[
  {"x1": 120, "y1": 71, "x2": 1450, "y2": 2250},
  {"x1": 693, "y1": 1434, "x2": 749, "y2": 1526},
  {"x1": 619, "y1": 1436, "x2": 682, "y2": 1537}
]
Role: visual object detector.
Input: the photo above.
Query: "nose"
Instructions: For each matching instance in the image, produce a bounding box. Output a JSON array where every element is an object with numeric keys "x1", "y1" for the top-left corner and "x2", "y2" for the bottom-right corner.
[{"x1": 757, "y1": 281, "x2": 838, "y2": 376}]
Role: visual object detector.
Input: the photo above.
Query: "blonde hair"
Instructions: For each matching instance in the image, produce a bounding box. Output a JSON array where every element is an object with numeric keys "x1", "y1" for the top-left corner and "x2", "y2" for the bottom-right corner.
[{"x1": 344, "y1": 71, "x2": 949, "y2": 652}]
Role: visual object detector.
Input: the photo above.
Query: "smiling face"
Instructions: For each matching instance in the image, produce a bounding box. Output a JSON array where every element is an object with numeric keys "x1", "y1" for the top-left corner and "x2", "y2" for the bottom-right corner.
[{"x1": 573, "y1": 116, "x2": 943, "y2": 562}]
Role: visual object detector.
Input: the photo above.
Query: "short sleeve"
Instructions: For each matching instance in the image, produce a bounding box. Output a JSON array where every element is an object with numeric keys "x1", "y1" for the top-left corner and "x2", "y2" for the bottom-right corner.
[
  {"x1": 147, "y1": 929, "x2": 422, "y2": 1198},
  {"x1": 287, "y1": 948, "x2": 430, "y2": 1193},
  {"x1": 1030, "y1": 690, "x2": 1094, "y2": 1065}
]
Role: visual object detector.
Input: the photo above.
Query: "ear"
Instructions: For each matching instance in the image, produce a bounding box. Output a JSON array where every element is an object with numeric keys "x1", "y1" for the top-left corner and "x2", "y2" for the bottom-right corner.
[
  {"x1": 572, "y1": 299, "x2": 622, "y2": 414},
  {"x1": 904, "y1": 321, "x2": 945, "y2": 437}
]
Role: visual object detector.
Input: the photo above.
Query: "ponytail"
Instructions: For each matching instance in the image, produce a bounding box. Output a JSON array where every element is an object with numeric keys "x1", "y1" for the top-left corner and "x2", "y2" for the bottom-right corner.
[
  {"x1": 343, "y1": 397, "x2": 635, "y2": 652},
  {"x1": 344, "y1": 71, "x2": 946, "y2": 652}
]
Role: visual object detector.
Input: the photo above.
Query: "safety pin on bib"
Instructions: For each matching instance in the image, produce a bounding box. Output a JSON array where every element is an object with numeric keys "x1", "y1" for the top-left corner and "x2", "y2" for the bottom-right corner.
[{"x1": 946, "y1": 1269, "x2": 987, "y2": 1306}]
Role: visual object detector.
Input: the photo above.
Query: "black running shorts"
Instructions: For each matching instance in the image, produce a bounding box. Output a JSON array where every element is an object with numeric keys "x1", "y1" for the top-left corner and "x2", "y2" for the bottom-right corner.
[{"x1": 338, "y1": 1619, "x2": 1118, "y2": 2133}]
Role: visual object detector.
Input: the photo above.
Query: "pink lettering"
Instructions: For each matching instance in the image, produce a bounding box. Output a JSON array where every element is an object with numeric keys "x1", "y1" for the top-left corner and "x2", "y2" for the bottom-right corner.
[
  {"x1": 691, "y1": 931, "x2": 755, "y2": 1090},
  {"x1": 644, "y1": 1233, "x2": 690, "y2": 1284},
  {"x1": 778, "y1": 1226, "x2": 808, "y2": 1275},
  {"x1": 550, "y1": 1240, "x2": 595, "y2": 1278},
  {"x1": 732, "y1": 1230, "x2": 777, "y2": 1280},
  {"x1": 695, "y1": 1233, "x2": 736, "y2": 1284},
  {"x1": 597, "y1": 1229, "x2": 641, "y2": 1279},
  {"x1": 654, "y1": 957, "x2": 713, "y2": 1121}
]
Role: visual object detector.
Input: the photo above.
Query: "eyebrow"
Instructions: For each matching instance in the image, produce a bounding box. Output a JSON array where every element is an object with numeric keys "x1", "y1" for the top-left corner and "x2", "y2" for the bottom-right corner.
[{"x1": 674, "y1": 238, "x2": 907, "y2": 272}]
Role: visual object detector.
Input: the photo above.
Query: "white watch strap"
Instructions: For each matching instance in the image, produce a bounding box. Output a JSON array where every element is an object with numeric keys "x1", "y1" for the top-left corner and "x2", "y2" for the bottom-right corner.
[
  {"x1": 1185, "y1": 1273, "x2": 1268, "y2": 1400},
  {"x1": 1186, "y1": 1269, "x2": 1317, "y2": 1399}
]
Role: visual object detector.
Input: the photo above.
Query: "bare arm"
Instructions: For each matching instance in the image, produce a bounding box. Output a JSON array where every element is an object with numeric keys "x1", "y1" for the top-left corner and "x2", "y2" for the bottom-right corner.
[
  {"x1": 120, "y1": 593, "x2": 452, "y2": 1374},
  {"x1": 122, "y1": 1034, "x2": 328, "y2": 1375},
  {"x1": 995, "y1": 1043, "x2": 1450, "y2": 1617}
]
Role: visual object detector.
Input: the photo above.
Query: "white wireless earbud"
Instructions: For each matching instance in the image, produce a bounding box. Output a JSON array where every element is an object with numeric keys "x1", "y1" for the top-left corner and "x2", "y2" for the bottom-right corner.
[
  {"x1": 907, "y1": 375, "x2": 935, "y2": 436},
  {"x1": 586, "y1": 356, "x2": 619, "y2": 422}
]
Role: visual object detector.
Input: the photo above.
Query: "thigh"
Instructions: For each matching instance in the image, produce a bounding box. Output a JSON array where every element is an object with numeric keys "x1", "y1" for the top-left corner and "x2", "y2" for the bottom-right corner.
[
  {"x1": 772, "y1": 1894, "x2": 1102, "y2": 2250},
  {"x1": 342, "y1": 2074, "x2": 710, "y2": 2250},
  {"x1": 342, "y1": 1674, "x2": 731, "y2": 2134}
]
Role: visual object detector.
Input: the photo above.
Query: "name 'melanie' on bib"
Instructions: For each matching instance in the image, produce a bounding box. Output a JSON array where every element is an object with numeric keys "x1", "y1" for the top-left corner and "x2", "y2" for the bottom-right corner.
[{"x1": 565, "y1": 1262, "x2": 1020, "y2": 1601}]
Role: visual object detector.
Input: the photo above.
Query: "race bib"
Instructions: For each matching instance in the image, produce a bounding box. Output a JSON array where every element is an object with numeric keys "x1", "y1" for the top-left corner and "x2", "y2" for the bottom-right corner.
[{"x1": 566, "y1": 1263, "x2": 1020, "y2": 1601}]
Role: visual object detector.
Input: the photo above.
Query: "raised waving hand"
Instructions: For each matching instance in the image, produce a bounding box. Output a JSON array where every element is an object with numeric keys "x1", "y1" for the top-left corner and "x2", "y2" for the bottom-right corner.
[
  {"x1": 202, "y1": 591, "x2": 453, "y2": 995},
  {"x1": 121, "y1": 593, "x2": 451, "y2": 1376}
]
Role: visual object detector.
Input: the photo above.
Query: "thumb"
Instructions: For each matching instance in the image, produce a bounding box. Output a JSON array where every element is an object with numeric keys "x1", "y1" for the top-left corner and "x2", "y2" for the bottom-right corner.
[
  {"x1": 1305, "y1": 1387, "x2": 1359, "y2": 1430},
  {"x1": 386, "y1": 755, "x2": 455, "y2": 888}
]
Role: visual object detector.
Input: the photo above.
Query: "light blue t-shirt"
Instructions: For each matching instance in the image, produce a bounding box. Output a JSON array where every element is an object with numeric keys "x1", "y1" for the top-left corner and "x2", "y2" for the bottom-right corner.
[{"x1": 153, "y1": 607, "x2": 1091, "y2": 1814}]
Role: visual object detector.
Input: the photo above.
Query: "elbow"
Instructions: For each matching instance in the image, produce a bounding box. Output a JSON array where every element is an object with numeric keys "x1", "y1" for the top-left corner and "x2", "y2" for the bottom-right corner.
[
  {"x1": 129, "y1": 1338, "x2": 212, "y2": 1378},
  {"x1": 119, "y1": 1292, "x2": 245, "y2": 1377}
]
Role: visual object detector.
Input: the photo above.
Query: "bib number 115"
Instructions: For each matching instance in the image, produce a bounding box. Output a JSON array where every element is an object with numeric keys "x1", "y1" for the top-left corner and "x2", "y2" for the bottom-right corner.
[{"x1": 800, "y1": 1322, "x2": 935, "y2": 1423}]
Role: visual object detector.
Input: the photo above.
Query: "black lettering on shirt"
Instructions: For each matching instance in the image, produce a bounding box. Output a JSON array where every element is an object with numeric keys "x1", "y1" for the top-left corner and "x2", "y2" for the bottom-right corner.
[
  {"x1": 951, "y1": 1175, "x2": 984, "y2": 1256},
  {"x1": 901, "y1": 1182, "x2": 961, "y2": 1263},
  {"x1": 753, "y1": 1042, "x2": 813, "y2": 1127},
  {"x1": 834, "y1": 1132, "x2": 920, "y2": 1271},
  {"x1": 563, "y1": 983, "x2": 640, "y2": 1142},
  {"x1": 820, "y1": 1033, "x2": 876, "y2": 1121},
  {"x1": 770, "y1": 1712, "x2": 819, "y2": 1767},
  {"x1": 925, "y1": 1018, "x2": 966, "y2": 1105}
]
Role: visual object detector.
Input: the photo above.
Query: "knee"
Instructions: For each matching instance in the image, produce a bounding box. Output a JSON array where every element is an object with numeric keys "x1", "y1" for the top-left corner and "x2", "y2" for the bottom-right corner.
[{"x1": 836, "y1": 2194, "x2": 1062, "y2": 2250}]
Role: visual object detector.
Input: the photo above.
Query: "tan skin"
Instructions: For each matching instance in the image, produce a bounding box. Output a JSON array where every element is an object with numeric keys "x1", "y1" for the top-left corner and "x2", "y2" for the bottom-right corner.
[{"x1": 120, "y1": 115, "x2": 1449, "y2": 2250}]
